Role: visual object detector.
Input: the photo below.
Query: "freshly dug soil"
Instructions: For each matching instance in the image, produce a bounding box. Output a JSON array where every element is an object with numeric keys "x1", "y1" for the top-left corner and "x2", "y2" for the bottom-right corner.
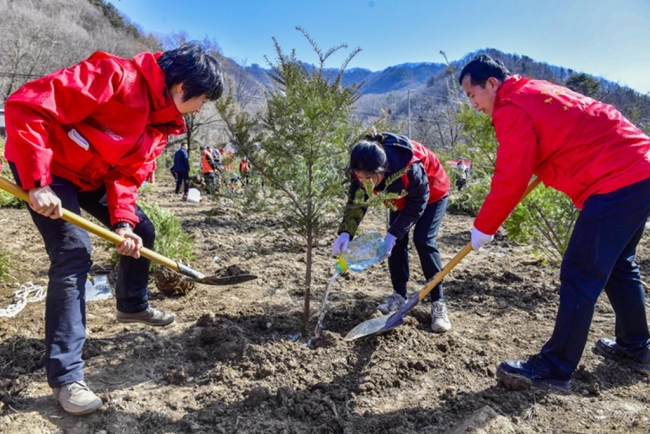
[{"x1": 0, "y1": 176, "x2": 649, "y2": 433}]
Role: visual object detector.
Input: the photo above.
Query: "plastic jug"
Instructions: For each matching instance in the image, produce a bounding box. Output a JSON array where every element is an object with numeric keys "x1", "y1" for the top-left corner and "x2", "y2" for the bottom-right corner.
[
  {"x1": 85, "y1": 275, "x2": 113, "y2": 301},
  {"x1": 335, "y1": 231, "x2": 388, "y2": 274},
  {"x1": 186, "y1": 188, "x2": 201, "y2": 203}
]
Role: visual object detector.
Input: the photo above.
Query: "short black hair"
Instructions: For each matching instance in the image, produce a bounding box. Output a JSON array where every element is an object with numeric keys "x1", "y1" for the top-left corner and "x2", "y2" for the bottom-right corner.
[
  {"x1": 349, "y1": 140, "x2": 388, "y2": 174},
  {"x1": 158, "y1": 42, "x2": 225, "y2": 101},
  {"x1": 459, "y1": 54, "x2": 510, "y2": 87}
]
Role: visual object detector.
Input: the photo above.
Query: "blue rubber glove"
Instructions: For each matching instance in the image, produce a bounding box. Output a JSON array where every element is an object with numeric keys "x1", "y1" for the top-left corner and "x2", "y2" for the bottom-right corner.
[
  {"x1": 384, "y1": 232, "x2": 397, "y2": 258},
  {"x1": 332, "y1": 233, "x2": 350, "y2": 256}
]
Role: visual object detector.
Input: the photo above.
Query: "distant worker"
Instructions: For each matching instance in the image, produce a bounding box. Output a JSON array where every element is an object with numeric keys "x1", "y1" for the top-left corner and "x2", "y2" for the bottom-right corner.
[
  {"x1": 332, "y1": 129, "x2": 453, "y2": 332},
  {"x1": 456, "y1": 160, "x2": 467, "y2": 191},
  {"x1": 200, "y1": 145, "x2": 217, "y2": 193},
  {"x1": 172, "y1": 142, "x2": 191, "y2": 199},
  {"x1": 460, "y1": 53, "x2": 650, "y2": 389},
  {"x1": 239, "y1": 156, "x2": 251, "y2": 187}
]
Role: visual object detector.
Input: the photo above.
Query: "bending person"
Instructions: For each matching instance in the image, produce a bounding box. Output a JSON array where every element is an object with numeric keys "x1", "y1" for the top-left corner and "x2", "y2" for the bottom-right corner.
[
  {"x1": 332, "y1": 130, "x2": 452, "y2": 332},
  {"x1": 4, "y1": 43, "x2": 224, "y2": 415}
]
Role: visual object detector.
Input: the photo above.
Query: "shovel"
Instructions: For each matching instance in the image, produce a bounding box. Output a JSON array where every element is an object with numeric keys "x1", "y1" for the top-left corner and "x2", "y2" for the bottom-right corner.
[
  {"x1": 0, "y1": 176, "x2": 257, "y2": 286},
  {"x1": 344, "y1": 176, "x2": 542, "y2": 341}
]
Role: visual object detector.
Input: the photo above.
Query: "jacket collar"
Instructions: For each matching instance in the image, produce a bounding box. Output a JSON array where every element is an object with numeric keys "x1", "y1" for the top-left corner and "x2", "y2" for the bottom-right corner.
[{"x1": 494, "y1": 74, "x2": 529, "y2": 110}]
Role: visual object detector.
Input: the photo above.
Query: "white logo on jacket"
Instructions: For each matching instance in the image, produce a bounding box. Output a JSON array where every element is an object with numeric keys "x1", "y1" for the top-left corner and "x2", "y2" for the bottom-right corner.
[
  {"x1": 68, "y1": 129, "x2": 89, "y2": 151},
  {"x1": 101, "y1": 125, "x2": 124, "y2": 141}
]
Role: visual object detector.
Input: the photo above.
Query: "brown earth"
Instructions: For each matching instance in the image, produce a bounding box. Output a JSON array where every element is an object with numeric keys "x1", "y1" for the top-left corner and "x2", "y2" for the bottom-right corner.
[{"x1": 1, "y1": 175, "x2": 649, "y2": 433}]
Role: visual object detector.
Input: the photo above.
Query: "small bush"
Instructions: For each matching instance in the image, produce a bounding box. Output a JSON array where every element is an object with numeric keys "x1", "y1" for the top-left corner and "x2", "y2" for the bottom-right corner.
[
  {"x1": 137, "y1": 201, "x2": 195, "y2": 269},
  {"x1": 104, "y1": 200, "x2": 194, "y2": 270}
]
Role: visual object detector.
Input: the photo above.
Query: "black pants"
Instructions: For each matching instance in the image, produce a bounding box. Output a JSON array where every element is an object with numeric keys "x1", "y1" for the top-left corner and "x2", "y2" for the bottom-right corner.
[
  {"x1": 10, "y1": 164, "x2": 155, "y2": 387},
  {"x1": 174, "y1": 170, "x2": 190, "y2": 194},
  {"x1": 388, "y1": 195, "x2": 448, "y2": 303}
]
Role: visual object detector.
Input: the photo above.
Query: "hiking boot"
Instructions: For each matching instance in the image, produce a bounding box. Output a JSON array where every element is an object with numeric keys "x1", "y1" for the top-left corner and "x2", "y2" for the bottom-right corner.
[
  {"x1": 593, "y1": 338, "x2": 650, "y2": 374},
  {"x1": 497, "y1": 356, "x2": 571, "y2": 390},
  {"x1": 376, "y1": 292, "x2": 407, "y2": 314},
  {"x1": 116, "y1": 306, "x2": 174, "y2": 326},
  {"x1": 52, "y1": 380, "x2": 102, "y2": 416},
  {"x1": 431, "y1": 300, "x2": 451, "y2": 333}
]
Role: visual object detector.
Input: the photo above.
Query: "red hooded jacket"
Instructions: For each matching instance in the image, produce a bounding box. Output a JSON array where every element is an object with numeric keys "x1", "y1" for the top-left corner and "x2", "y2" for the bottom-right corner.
[
  {"x1": 474, "y1": 75, "x2": 650, "y2": 235},
  {"x1": 4, "y1": 51, "x2": 186, "y2": 226}
]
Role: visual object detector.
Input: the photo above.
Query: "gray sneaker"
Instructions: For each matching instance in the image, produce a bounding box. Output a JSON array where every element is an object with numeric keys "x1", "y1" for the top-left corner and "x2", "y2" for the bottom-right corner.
[
  {"x1": 116, "y1": 306, "x2": 174, "y2": 326},
  {"x1": 52, "y1": 380, "x2": 102, "y2": 416},
  {"x1": 376, "y1": 292, "x2": 407, "y2": 314},
  {"x1": 431, "y1": 300, "x2": 451, "y2": 333}
]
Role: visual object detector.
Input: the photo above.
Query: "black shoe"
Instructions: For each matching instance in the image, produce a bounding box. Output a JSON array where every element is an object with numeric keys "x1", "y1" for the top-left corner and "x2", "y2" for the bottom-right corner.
[
  {"x1": 593, "y1": 338, "x2": 650, "y2": 374},
  {"x1": 497, "y1": 356, "x2": 571, "y2": 390}
]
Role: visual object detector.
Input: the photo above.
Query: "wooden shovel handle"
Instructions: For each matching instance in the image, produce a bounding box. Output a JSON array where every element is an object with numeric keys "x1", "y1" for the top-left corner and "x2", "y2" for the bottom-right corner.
[
  {"x1": 416, "y1": 176, "x2": 543, "y2": 302},
  {"x1": 0, "y1": 176, "x2": 180, "y2": 272}
]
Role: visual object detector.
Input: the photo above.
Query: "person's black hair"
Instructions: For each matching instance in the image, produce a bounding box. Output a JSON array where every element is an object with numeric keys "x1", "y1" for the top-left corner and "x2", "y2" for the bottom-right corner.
[
  {"x1": 458, "y1": 54, "x2": 510, "y2": 87},
  {"x1": 349, "y1": 133, "x2": 388, "y2": 174},
  {"x1": 157, "y1": 42, "x2": 224, "y2": 101}
]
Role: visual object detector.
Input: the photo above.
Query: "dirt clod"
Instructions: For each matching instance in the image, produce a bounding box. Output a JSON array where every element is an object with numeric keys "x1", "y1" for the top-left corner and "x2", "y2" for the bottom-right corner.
[{"x1": 154, "y1": 265, "x2": 195, "y2": 296}]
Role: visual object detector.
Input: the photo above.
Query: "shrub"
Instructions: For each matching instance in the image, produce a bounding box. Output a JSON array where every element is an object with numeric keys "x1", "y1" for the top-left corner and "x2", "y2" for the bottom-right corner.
[{"x1": 104, "y1": 200, "x2": 194, "y2": 270}]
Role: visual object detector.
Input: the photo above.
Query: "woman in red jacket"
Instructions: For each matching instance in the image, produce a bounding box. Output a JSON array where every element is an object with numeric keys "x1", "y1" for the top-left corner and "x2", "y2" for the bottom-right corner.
[
  {"x1": 4, "y1": 43, "x2": 224, "y2": 415},
  {"x1": 332, "y1": 130, "x2": 452, "y2": 332},
  {"x1": 460, "y1": 54, "x2": 650, "y2": 389}
]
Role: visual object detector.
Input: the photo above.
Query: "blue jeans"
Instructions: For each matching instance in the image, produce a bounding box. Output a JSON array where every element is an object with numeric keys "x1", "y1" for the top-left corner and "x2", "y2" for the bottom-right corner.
[
  {"x1": 538, "y1": 178, "x2": 650, "y2": 379},
  {"x1": 10, "y1": 165, "x2": 154, "y2": 387},
  {"x1": 388, "y1": 195, "x2": 448, "y2": 302}
]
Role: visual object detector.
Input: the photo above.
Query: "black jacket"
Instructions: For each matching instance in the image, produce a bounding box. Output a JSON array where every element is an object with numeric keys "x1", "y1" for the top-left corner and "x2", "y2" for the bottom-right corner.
[{"x1": 338, "y1": 133, "x2": 429, "y2": 240}]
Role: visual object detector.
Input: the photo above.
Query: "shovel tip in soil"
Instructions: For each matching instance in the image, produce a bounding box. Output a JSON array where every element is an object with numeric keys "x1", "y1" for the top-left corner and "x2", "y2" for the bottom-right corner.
[{"x1": 344, "y1": 312, "x2": 404, "y2": 341}]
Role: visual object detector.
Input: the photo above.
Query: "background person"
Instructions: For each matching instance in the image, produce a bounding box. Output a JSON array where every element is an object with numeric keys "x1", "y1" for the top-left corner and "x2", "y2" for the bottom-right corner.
[
  {"x1": 239, "y1": 156, "x2": 251, "y2": 187},
  {"x1": 460, "y1": 54, "x2": 650, "y2": 389},
  {"x1": 3, "y1": 42, "x2": 224, "y2": 415},
  {"x1": 172, "y1": 142, "x2": 191, "y2": 199},
  {"x1": 332, "y1": 130, "x2": 452, "y2": 332},
  {"x1": 200, "y1": 145, "x2": 217, "y2": 193}
]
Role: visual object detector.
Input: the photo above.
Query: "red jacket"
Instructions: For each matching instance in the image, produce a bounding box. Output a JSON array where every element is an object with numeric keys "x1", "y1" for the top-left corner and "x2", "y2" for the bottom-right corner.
[
  {"x1": 474, "y1": 75, "x2": 650, "y2": 234},
  {"x1": 391, "y1": 140, "x2": 450, "y2": 210},
  {"x1": 340, "y1": 133, "x2": 450, "y2": 240},
  {"x1": 4, "y1": 51, "x2": 186, "y2": 226}
]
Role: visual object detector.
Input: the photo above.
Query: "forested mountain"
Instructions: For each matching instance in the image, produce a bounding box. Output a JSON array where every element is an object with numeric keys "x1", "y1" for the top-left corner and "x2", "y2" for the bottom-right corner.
[
  {"x1": 0, "y1": 0, "x2": 160, "y2": 101},
  {"x1": 1, "y1": 0, "x2": 648, "y2": 146}
]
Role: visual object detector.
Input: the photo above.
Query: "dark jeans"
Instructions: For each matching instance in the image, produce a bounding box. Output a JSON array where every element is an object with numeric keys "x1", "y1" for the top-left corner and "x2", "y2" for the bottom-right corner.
[
  {"x1": 174, "y1": 170, "x2": 190, "y2": 194},
  {"x1": 10, "y1": 164, "x2": 154, "y2": 387},
  {"x1": 203, "y1": 171, "x2": 216, "y2": 193},
  {"x1": 388, "y1": 195, "x2": 448, "y2": 303},
  {"x1": 538, "y1": 178, "x2": 650, "y2": 380}
]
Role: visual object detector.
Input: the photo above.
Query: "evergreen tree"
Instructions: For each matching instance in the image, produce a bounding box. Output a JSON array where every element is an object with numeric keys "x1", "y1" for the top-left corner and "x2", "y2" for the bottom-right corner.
[{"x1": 216, "y1": 27, "x2": 363, "y2": 329}]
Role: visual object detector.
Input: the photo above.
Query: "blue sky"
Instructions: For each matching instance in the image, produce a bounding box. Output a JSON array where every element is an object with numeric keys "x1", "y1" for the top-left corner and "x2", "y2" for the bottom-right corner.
[{"x1": 113, "y1": 0, "x2": 650, "y2": 94}]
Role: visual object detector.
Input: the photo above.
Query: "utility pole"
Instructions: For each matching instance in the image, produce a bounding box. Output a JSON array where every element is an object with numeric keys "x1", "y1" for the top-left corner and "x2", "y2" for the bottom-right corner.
[{"x1": 407, "y1": 90, "x2": 412, "y2": 138}]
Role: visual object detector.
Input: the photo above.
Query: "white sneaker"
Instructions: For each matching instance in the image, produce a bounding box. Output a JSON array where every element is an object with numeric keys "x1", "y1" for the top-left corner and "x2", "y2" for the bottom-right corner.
[
  {"x1": 376, "y1": 292, "x2": 407, "y2": 314},
  {"x1": 431, "y1": 301, "x2": 451, "y2": 333},
  {"x1": 52, "y1": 380, "x2": 102, "y2": 416}
]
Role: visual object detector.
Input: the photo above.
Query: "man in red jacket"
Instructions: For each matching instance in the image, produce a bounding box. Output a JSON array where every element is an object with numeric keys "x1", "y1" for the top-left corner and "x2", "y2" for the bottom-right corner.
[
  {"x1": 460, "y1": 54, "x2": 650, "y2": 389},
  {"x1": 4, "y1": 43, "x2": 224, "y2": 415}
]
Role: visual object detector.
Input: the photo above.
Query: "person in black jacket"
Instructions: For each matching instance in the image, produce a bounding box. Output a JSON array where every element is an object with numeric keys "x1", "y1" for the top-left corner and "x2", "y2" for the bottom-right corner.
[
  {"x1": 172, "y1": 142, "x2": 190, "y2": 199},
  {"x1": 332, "y1": 130, "x2": 453, "y2": 332}
]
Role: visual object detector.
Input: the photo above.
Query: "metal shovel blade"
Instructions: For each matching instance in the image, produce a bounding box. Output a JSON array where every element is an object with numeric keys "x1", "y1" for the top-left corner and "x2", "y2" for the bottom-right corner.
[{"x1": 344, "y1": 310, "x2": 405, "y2": 341}]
